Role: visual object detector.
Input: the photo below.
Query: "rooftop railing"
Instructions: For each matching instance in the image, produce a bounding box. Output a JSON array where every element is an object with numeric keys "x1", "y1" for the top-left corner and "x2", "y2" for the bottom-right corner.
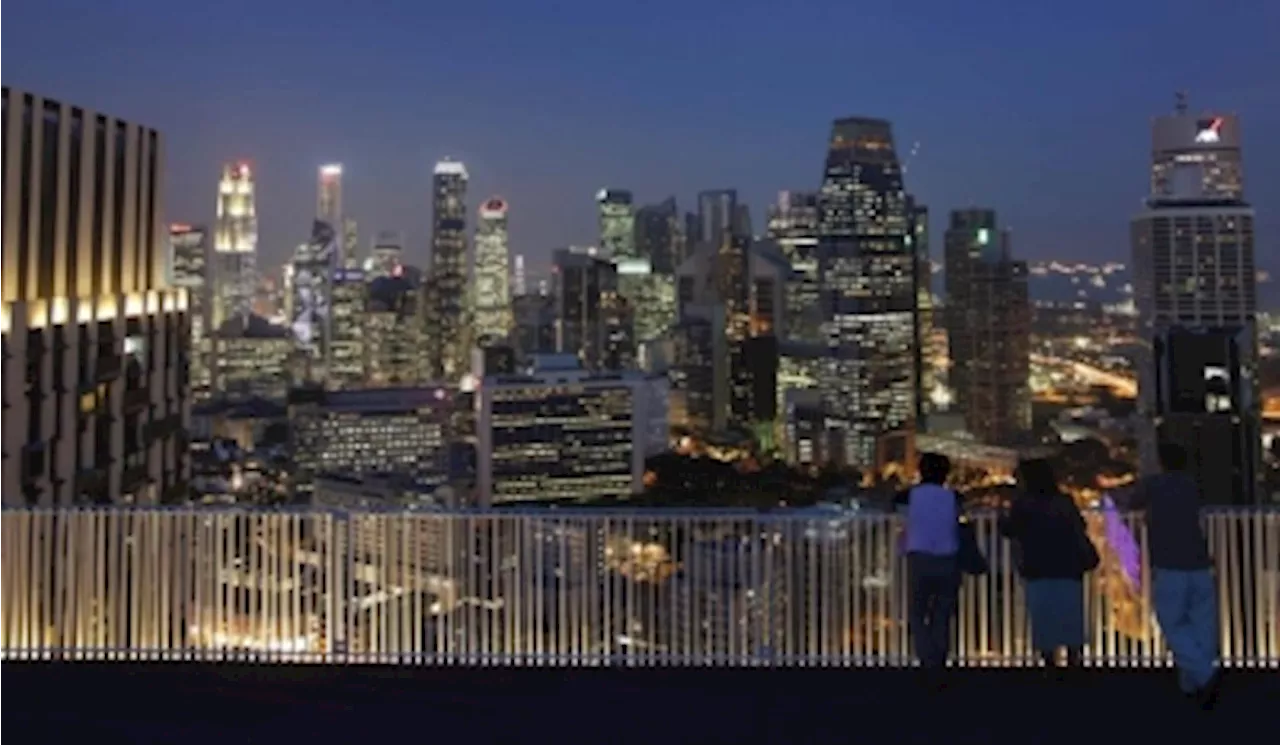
[{"x1": 2, "y1": 507, "x2": 1276, "y2": 667}]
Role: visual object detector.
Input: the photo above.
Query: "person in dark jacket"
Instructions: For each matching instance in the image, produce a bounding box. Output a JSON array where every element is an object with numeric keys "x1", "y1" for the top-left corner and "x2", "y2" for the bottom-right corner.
[
  {"x1": 999, "y1": 459, "x2": 1096, "y2": 674},
  {"x1": 1131, "y1": 443, "x2": 1219, "y2": 708}
]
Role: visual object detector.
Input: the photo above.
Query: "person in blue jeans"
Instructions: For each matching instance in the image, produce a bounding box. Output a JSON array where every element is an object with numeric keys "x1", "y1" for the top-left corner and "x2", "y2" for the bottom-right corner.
[
  {"x1": 895, "y1": 453, "x2": 962, "y2": 676},
  {"x1": 1131, "y1": 442, "x2": 1220, "y2": 709}
]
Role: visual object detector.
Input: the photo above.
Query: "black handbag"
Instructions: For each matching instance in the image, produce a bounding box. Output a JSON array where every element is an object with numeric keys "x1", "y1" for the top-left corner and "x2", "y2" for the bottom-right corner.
[{"x1": 957, "y1": 519, "x2": 989, "y2": 576}]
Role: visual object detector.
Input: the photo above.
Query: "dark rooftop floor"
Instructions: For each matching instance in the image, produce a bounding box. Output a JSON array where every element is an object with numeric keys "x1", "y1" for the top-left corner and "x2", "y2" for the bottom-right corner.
[{"x1": 6, "y1": 663, "x2": 1276, "y2": 744}]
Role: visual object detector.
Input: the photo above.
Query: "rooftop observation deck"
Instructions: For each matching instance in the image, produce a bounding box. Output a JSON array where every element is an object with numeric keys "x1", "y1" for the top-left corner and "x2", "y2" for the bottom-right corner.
[{"x1": 3, "y1": 507, "x2": 1277, "y2": 742}]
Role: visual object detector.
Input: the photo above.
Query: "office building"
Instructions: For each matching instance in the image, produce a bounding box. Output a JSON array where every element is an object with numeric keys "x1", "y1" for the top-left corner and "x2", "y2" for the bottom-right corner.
[
  {"x1": 696, "y1": 189, "x2": 740, "y2": 250},
  {"x1": 906, "y1": 197, "x2": 937, "y2": 426},
  {"x1": 944, "y1": 209, "x2": 1030, "y2": 445},
  {"x1": 1, "y1": 87, "x2": 189, "y2": 505},
  {"x1": 289, "y1": 220, "x2": 338, "y2": 384},
  {"x1": 474, "y1": 197, "x2": 513, "y2": 343},
  {"x1": 369, "y1": 230, "x2": 404, "y2": 279},
  {"x1": 328, "y1": 267, "x2": 367, "y2": 389},
  {"x1": 767, "y1": 191, "x2": 822, "y2": 346},
  {"x1": 212, "y1": 314, "x2": 294, "y2": 402},
  {"x1": 1133, "y1": 97, "x2": 1259, "y2": 502},
  {"x1": 513, "y1": 254, "x2": 528, "y2": 296},
  {"x1": 597, "y1": 189, "x2": 636, "y2": 260},
  {"x1": 816, "y1": 117, "x2": 916, "y2": 467},
  {"x1": 673, "y1": 238, "x2": 787, "y2": 435},
  {"x1": 512, "y1": 292, "x2": 556, "y2": 359},
  {"x1": 476, "y1": 355, "x2": 667, "y2": 505},
  {"x1": 171, "y1": 223, "x2": 211, "y2": 400},
  {"x1": 553, "y1": 248, "x2": 634, "y2": 371},
  {"x1": 429, "y1": 159, "x2": 470, "y2": 382},
  {"x1": 366, "y1": 272, "x2": 427, "y2": 386},
  {"x1": 317, "y1": 164, "x2": 342, "y2": 227},
  {"x1": 212, "y1": 161, "x2": 258, "y2": 329},
  {"x1": 290, "y1": 386, "x2": 459, "y2": 500},
  {"x1": 635, "y1": 197, "x2": 681, "y2": 276}
]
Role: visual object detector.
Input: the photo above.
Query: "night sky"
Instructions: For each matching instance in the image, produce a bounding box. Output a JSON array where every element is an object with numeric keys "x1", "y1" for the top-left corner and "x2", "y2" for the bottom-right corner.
[{"x1": 5, "y1": 0, "x2": 1277, "y2": 277}]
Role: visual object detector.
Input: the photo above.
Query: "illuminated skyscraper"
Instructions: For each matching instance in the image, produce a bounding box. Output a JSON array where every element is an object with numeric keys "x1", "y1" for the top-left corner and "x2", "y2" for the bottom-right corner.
[
  {"x1": 370, "y1": 230, "x2": 404, "y2": 279},
  {"x1": 767, "y1": 190, "x2": 821, "y2": 345},
  {"x1": 2, "y1": 87, "x2": 189, "y2": 505},
  {"x1": 1134, "y1": 97, "x2": 1258, "y2": 502},
  {"x1": 513, "y1": 254, "x2": 528, "y2": 296},
  {"x1": 213, "y1": 162, "x2": 258, "y2": 328},
  {"x1": 171, "y1": 224, "x2": 211, "y2": 400},
  {"x1": 317, "y1": 164, "x2": 343, "y2": 226},
  {"x1": 817, "y1": 117, "x2": 916, "y2": 467},
  {"x1": 474, "y1": 197, "x2": 513, "y2": 344},
  {"x1": 328, "y1": 267, "x2": 367, "y2": 389},
  {"x1": 290, "y1": 221, "x2": 339, "y2": 384},
  {"x1": 430, "y1": 158, "x2": 470, "y2": 381},
  {"x1": 597, "y1": 189, "x2": 635, "y2": 259}
]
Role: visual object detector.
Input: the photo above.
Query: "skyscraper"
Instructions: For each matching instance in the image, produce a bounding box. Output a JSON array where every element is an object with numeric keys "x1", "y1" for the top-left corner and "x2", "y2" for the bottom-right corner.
[
  {"x1": 2, "y1": 87, "x2": 189, "y2": 505},
  {"x1": 171, "y1": 223, "x2": 211, "y2": 400},
  {"x1": 317, "y1": 164, "x2": 343, "y2": 226},
  {"x1": 430, "y1": 159, "x2": 470, "y2": 381},
  {"x1": 906, "y1": 197, "x2": 935, "y2": 427},
  {"x1": 290, "y1": 221, "x2": 339, "y2": 384},
  {"x1": 513, "y1": 254, "x2": 528, "y2": 296},
  {"x1": 1133, "y1": 97, "x2": 1258, "y2": 502},
  {"x1": 944, "y1": 209, "x2": 1030, "y2": 445},
  {"x1": 213, "y1": 161, "x2": 258, "y2": 329},
  {"x1": 816, "y1": 117, "x2": 916, "y2": 467},
  {"x1": 553, "y1": 249, "x2": 633, "y2": 371},
  {"x1": 597, "y1": 189, "x2": 636, "y2": 259},
  {"x1": 328, "y1": 266, "x2": 367, "y2": 389},
  {"x1": 474, "y1": 197, "x2": 514, "y2": 343},
  {"x1": 696, "y1": 189, "x2": 738, "y2": 250},
  {"x1": 635, "y1": 197, "x2": 681, "y2": 276},
  {"x1": 369, "y1": 230, "x2": 404, "y2": 279},
  {"x1": 767, "y1": 190, "x2": 822, "y2": 346}
]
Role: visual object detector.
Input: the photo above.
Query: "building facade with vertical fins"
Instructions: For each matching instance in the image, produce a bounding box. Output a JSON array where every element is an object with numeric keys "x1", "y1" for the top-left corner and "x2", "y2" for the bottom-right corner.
[{"x1": 1, "y1": 86, "x2": 189, "y2": 505}]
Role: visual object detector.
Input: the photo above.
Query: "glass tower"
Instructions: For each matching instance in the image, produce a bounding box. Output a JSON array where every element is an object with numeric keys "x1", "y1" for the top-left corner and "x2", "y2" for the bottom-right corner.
[
  {"x1": 816, "y1": 117, "x2": 916, "y2": 468},
  {"x1": 474, "y1": 197, "x2": 514, "y2": 344}
]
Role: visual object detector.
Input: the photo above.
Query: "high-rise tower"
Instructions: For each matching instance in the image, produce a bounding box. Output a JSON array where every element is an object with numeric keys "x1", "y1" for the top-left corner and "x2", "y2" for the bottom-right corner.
[
  {"x1": 171, "y1": 224, "x2": 211, "y2": 400},
  {"x1": 213, "y1": 161, "x2": 258, "y2": 328},
  {"x1": 430, "y1": 158, "x2": 470, "y2": 381},
  {"x1": 318, "y1": 164, "x2": 342, "y2": 226},
  {"x1": 816, "y1": 117, "x2": 916, "y2": 467},
  {"x1": 944, "y1": 209, "x2": 1030, "y2": 445},
  {"x1": 1133, "y1": 96, "x2": 1258, "y2": 502},
  {"x1": 474, "y1": 197, "x2": 514, "y2": 343}
]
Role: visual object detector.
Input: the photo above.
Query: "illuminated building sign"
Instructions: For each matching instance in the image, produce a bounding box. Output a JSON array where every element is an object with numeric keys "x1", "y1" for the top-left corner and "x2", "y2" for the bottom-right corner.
[{"x1": 1194, "y1": 117, "x2": 1223, "y2": 144}]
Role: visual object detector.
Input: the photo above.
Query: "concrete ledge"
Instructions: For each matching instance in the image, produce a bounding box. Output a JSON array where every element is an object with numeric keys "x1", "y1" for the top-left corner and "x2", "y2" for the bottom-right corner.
[{"x1": 5, "y1": 663, "x2": 1276, "y2": 743}]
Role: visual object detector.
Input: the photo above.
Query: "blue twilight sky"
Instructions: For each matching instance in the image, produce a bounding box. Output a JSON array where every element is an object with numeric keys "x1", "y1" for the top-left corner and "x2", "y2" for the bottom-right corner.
[{"x1": 3, "y1": 0, "x2": 1278, "y2": 278}]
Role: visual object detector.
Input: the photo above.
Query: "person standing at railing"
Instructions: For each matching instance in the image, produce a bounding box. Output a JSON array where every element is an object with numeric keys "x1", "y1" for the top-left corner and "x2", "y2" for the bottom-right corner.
[
  {"x1": 999, "y1": 459, "x2": 1098, "y2": 678},
  {"x1": 896, "y1": 453, "x2": 962, "y2": 679},
  {"x1": 1131, "y1": 443, "x2": 1220, "y2": 709}
]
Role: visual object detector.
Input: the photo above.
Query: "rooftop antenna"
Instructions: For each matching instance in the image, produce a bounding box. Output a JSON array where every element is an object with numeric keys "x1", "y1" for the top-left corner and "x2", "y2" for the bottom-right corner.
[{"x1": 1175, "y1": 90, "x2": 1188, "y2": 115}]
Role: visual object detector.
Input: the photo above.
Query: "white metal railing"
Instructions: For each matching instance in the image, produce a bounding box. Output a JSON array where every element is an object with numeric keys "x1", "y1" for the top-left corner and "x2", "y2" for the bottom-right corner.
[{"x1": 2, "y1": 508, "x2": 1277, "y2": 667}]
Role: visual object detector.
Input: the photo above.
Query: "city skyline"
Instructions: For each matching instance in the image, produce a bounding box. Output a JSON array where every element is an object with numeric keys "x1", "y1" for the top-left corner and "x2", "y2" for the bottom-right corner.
[{"x1": 3, "y1": 0, "x2": 1275, "y2": 274}]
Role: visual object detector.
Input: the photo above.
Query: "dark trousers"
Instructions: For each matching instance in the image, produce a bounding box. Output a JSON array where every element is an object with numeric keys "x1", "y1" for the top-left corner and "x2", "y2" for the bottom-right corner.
[{"x1": 908, "y1": 552, "x2": 959, "y2": 669}]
